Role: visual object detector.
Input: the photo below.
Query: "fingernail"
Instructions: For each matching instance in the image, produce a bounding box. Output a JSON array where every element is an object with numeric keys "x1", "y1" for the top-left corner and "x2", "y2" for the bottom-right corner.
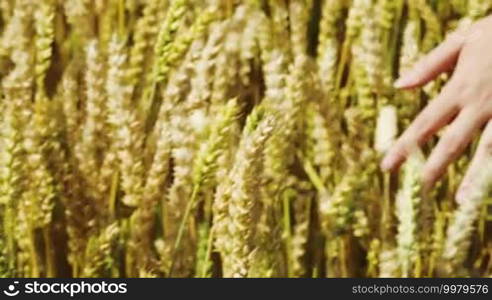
[{"x1": 394, "y1": 72, "x2": 420, "y2": 88}]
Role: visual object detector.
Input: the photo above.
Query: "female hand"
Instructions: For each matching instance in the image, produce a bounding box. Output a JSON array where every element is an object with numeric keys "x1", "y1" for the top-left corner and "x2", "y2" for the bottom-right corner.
[{"x1": 381, "y1": 15, "x2": 492, "y2": 200}]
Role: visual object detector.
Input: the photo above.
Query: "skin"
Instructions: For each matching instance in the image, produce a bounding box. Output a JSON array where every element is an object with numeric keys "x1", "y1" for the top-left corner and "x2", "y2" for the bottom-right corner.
[{"x1": 381, "y1": 15, "x2": 492, "y2": 202}]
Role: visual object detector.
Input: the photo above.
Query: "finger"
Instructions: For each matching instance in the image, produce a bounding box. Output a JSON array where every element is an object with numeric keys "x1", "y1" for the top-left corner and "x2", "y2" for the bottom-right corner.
[
  {"x1": 381, "y1": 88, "x2": 459, "y2": 171},
  {"x1": 394, "y1": 29, "x2": 467, "y2": 89},
  {"x1": 456, "y1": 121, "x2": 492, "y2": 205},
  {"x1": 422, "y1": 107, "x2": 485, "y2": 189}
]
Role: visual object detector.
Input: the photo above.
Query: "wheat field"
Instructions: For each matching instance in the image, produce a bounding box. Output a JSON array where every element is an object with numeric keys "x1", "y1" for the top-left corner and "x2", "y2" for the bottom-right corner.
[{"x1": 0, "y1": 0, "x2": 491, "y2": 278}]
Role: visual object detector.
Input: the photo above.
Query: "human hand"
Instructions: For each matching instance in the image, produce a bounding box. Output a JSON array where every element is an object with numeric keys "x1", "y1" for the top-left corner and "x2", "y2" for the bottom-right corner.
[{"x1": 381, "y1": 15, "x2": 492, "y2": 197}]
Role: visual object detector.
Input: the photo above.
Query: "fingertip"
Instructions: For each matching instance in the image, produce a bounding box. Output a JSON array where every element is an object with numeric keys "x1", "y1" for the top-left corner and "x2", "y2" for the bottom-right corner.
[
  {"x1": 381, "y1": 144, "x2": 410, "y2": 172},
  {"x1": 393, "y1": 78, "x2": 406, "y2": 89},
  {"x1": 381, "y1": 153, "x2": 396, "y2": 171},
  {"x1": 394, "y1": 73, "x2": 420, "y2": 89}
]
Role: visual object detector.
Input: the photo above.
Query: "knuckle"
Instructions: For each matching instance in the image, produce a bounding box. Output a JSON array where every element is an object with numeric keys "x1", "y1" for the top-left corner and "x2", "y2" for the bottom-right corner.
[
  {"x1": 468, "y1": 103, "x2": 491, "y2": 120},
  {"x1": 475, "y1": 96, "x2": 492, "y2": 110},
  {"x1": 419, "y1": 124, "x2": 436, "y2": 142},
  {"x1": 441, "y1": 140, "x2": 461, "y2": 158},
  {"x1": 411, "y1": 115, "x2": 435, "y2": 142},
  {"x1": 440, "y1": 132, "x2": 464, "y2": 158},
  {"x1": 413, "y1": 111, "x2": 432, "y2": 131},
  {"x1": 441, "y1": 79, "x2": 466, "y2": 99},
  {"x1": 398, "y1": 136, "x2": 417, "y2": 155}
]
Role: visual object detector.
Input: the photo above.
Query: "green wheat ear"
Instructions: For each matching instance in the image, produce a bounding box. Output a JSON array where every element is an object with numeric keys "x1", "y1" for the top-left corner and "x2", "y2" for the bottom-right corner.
[
  {"x1": 192, "y1": 98, "x2": 239, "y2": 188},
  {"x1": 169, "y1": 98, "x2": 239, "y2": 275},
  {"x1": 34, "y1": 0, "x2": 55, "y2": 99},
  {"x1": 395, "y1": 149, "x2": 425, "y2": 277}
]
